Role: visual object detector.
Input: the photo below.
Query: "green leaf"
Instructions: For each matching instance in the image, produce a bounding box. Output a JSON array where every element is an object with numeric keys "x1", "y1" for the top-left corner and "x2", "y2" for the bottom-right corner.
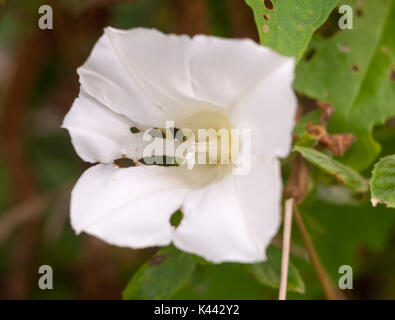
[
  {"x1": 370, "y1": 155, "x2": 395, "y2": 208},
  {"x1": 295, "y1": 146, "x2": 368, "y2": 192},
  {"x1": 245, "y1": 246, "x2": 305, "y2": 293},
  {"x1": 245, "y1": 0, "x2": 339, "y2": 59},
  {"x1": 173, "y1": 263, "x2": 274, "y2": 300},
  {"x1": 295, "y1": 0, "x2": 395, "y2": 171},
  {"x1": 291, "y1": 197, "x2": 395, "y2": 299},
  {"x1": 123, "y1": 246, "x2": 196, "y2": 300},
  {"x1": 295, "y1": 132, "x2": 318, "y2": 148}
]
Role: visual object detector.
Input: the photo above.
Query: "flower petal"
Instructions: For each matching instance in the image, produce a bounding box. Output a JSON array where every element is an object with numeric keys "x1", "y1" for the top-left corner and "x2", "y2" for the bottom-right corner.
[
  {"x1": 104, "y1": 27, "x2": 212, "y2": 117},
  {"x1": 70, "y1": 164, "x2": 190, "y2": 248},
  {"x1": 236, "y1": 156, "x2": 282, "y2": 256},
  {"x1": 229, "y1": 58, "x2": 296, "y2": 158},
  {"x1": 78, "y1": 30, "x2": 172, "y2": 127},
  {"x1": 190, "y1": 35, "x2": 294, "y2": 108},
  {"x1": 173, "y1": 174, "x2": 265, "y2": 263},
  {"x1": 62, "y1": 90, "x2": 149, "y2": 163}
]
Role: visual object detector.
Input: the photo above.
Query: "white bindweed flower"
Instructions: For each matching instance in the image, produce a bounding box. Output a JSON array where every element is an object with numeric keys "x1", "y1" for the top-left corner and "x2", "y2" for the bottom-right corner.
[{"x1": 62, "y1": 27, "x2": 296, "y2": 263}]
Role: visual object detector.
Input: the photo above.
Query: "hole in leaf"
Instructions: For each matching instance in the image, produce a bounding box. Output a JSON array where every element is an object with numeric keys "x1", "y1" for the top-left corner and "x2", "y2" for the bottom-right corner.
[
  {"x1": 263, "y1": 14, "x2": 270, "y2": 21},
  {"x1": 170, "y1": 210, "x2": 183, "y2": 227},
  {"x1": 304, "y1": 48, "x2": 316, "y2": 62},
  {"x1": 114, "y1": 157, "x2": 136, "y2": 168},
  {"x1": 264, "y1": 0, "x2": 274, "y2": 10},
  {"x1": 317, "y1": 9, "x2": 340, "y2": 38},
  {"x1": 130, "y1": 127, "x2": 139, "y2": 134},
  {"x1": 351, "y1": 64, "x2": 360, "y2": 72}
]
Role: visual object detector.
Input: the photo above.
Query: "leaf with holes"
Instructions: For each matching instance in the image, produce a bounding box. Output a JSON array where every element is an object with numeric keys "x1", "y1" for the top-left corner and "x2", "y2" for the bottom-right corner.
[
  {"x1": 123, "y1": 246, "x2": 196, "y2": 300},
  {"x1": 295, "y1": 146, "x2": 368, "y2": 192},
  {"x1": 370, "y1": 155, "x2": 395, "y2": 209},
  {"x1": 295, "y1": 0, "x2": 395, "y2": 171},
  {"x1": 245, "y1": 246, "x2": 305, "y2": 293},
  {"x1": 245, "y1": 0, "x2": 339, "y2": 59}
]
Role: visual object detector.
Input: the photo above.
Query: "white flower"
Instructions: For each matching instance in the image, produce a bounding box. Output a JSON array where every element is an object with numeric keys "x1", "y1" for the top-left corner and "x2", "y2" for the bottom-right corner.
[{"x1": 62, "y1": 27, "x2": 296, "y2": 263}]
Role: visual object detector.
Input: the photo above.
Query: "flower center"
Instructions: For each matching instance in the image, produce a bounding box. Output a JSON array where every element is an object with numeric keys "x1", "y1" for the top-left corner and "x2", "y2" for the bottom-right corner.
[
  {"x1": 125, "y1": 110, "x2": 241, "y2": 188},
  {"x1": 175, "y1": 110, "x2": 240, "y2": 166}
]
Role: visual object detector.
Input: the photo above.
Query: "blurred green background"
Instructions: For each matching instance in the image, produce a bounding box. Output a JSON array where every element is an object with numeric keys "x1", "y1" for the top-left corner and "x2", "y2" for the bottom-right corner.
[{"x1": 0, "y1": 0, "x2": 394, "y2": 299}]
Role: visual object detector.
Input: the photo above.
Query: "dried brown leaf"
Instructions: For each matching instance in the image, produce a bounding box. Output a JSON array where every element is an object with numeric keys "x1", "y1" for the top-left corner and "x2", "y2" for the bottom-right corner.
[
  {"x1": 307, "y1": 123, "x2": 355, "y2": 156},
  {"x1": 316, "y1": 101, "x2": 335, "y2": 125},
  {"x1": 284, "y1": 155, "x2": 309, "y2": 204}
]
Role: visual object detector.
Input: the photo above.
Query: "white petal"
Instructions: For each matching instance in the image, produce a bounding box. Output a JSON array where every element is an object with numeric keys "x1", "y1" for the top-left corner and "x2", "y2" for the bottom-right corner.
[
  {"x1": 78, "y1": 30, "x2": 172, "y2": 127},
  {"x1": 190, "y1": 35, "x2": 294, "y2": 108},
  {"x1": 174, "y1": 174, "x2": 265, "y2": 263},
  {"x1": 62, "y1": 90, "x2": 149, "y2": 163},
  {"x1": 236, "y1": 156, "x2": 282, "y2": 256},
  {"x1": 229, "y1": 58, "x2": 296, "y2": 158},
  {"x1": 70, "y1": 164, "x2": 190, "y2": 248},
  {"x1": 104, "y1": 27, "x2": 213, "y2": 117}
]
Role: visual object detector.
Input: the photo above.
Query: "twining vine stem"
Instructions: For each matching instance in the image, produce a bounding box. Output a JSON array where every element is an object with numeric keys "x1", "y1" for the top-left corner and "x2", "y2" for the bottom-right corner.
[
  {"x1": 279, "y1": 198, "x2": 294, "y2": 300},
  {"x1": 293, "y1": 205, "x2": 340, "y2": 300}
]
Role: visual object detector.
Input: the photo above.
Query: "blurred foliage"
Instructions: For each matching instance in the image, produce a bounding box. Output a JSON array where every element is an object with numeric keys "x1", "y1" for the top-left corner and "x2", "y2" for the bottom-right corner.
[
  {"x1": 123, "y1": 246, "x2": 196, "y2": 300},
  {"x1": 0, "y1": 0, "x2": 394, "y2": 300},
  {"x1": 245, "y1": 246, "x2": 305, "y2": 293}
]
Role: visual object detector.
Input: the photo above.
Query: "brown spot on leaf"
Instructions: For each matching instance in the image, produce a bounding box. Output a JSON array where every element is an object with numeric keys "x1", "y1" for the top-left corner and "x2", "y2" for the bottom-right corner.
[
  {"x1": 284, "y1": 155, "x2": 309, "y2": 204},
  {"x1": 389, "y1": 64, "x2": 395, "y2": 82},
  {"x1": 263, "y1": 14, "x2": 270, "y2": 21},
  {"x1": 337, "y1": 43, "x2": 350, "y2": 53},
  {"x1": 263, "y1": 24, "x2": 269, "y2": 33},
  {"x1": 264, "y1": 0, "x2": 274, "y2": 10},
  {"x1": 355, "y1": 8, "x2": 363, "y2": 17},
  {"x1": 351, "y1": 64, "x2": 360, "y2": 72},
  {"x1": 149, "y1": 254, "x2": 168, "y2": 266},
  {"x1": 381, "y1": 46, "x2": 389, "y2": 54}
]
